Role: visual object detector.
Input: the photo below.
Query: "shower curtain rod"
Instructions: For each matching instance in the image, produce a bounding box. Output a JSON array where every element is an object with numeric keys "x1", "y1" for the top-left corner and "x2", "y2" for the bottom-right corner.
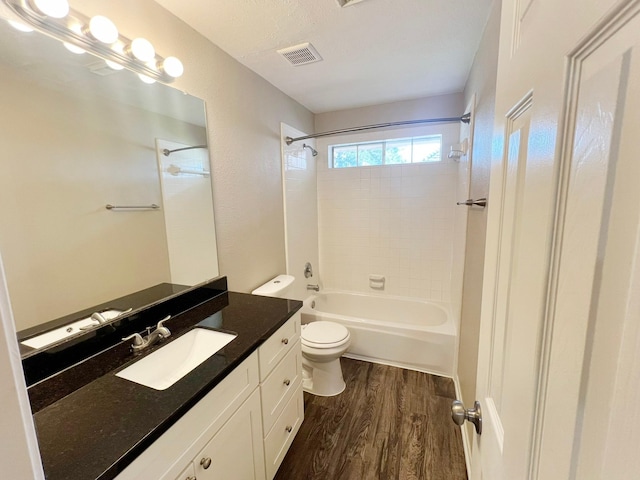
[
  {"x1": 162, "y1": 144, "x2": 208, "y2": 156},
  {"x1": 285, "y1": 113, "x2": 471, "y2": 145}
]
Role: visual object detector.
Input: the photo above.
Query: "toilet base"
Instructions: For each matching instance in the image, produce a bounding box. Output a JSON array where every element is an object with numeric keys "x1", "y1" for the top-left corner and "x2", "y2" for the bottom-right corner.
[{"x1": 302, "y1": 356, "x2": 346, "y2": 397}]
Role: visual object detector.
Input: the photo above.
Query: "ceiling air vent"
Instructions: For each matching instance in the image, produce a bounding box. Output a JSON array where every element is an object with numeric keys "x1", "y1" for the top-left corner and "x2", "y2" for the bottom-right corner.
[{"x1": 277, "y1": 42, "x2": 323, "y2": 66}]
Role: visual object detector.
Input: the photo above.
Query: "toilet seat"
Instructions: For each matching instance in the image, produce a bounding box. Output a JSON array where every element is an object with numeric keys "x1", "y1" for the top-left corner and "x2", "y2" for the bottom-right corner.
[{"x1": 301, "y1": 321, "x2": 350, "y2": 349}]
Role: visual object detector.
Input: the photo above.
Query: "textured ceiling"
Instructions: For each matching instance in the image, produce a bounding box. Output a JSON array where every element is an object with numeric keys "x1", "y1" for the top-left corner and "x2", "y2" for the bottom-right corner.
[{"x1": 154, "y1": 0, "x2": 493, "y2": 113}]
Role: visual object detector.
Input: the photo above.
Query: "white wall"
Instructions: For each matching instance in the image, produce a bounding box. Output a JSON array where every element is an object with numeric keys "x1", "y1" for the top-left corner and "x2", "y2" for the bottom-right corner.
[
  {"x1": 281, "y1": 124, "x2": 319, "y2": 300},
  {"x1": 458, "y1": 0, "x2": 502, "y2": 441},
  {"x1": 314, "y1": 94, "x2": 463, "y2": 300}
]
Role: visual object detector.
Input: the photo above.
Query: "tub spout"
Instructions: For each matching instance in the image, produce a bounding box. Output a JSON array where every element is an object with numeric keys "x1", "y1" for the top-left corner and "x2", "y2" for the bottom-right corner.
[{"x1": 307, "y1": 284, "x2": 320, "y2": 292}]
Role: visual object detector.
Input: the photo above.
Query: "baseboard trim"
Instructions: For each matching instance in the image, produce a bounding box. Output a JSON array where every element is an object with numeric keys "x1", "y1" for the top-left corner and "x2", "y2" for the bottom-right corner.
[{"x1": 342, "y1": 352, "x2": 450, "y2": 378}]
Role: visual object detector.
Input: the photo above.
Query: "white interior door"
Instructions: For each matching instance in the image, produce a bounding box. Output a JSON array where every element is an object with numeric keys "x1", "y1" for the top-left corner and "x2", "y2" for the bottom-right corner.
[{"x1": 472, "y1": 1, "x2": 640, "y2": 479}]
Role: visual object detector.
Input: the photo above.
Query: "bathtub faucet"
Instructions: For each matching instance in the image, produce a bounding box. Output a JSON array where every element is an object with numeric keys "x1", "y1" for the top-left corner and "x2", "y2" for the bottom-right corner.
[{"x1": 306, "y1": 284, "x2": 320, "y2": 292}]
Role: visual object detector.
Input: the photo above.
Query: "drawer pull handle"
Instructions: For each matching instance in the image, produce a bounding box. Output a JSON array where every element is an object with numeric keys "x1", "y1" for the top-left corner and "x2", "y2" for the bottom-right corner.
[
  {"x1": 200, "y1": 457, "x2": 212, "y2": 469},
  {"x1": 283, "y1": 379, "x2": 291, "y2": 386},
  {"x1": 282, "y1": 338, "x2": 289, "y2": 345},
  {"x1": 186, "y1": 477, "x2": 196, "y2": 480},
  {"x1": 285, "y1": 425, "x2": 293, "y2": 433}
]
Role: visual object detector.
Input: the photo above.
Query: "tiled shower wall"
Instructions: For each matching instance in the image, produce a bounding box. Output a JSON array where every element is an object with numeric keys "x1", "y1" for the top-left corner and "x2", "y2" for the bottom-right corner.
[{"x1": 317, "y1": 160, "x2": 458, "y2": 301}]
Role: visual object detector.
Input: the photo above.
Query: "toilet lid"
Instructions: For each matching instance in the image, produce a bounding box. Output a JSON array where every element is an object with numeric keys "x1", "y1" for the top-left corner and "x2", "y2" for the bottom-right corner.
[{"x1": 302, "y1": 321, "x2": 349, "y2": 345}]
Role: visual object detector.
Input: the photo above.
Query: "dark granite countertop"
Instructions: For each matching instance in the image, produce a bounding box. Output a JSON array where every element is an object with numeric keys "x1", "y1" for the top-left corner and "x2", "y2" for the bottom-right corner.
[{"x1": 31, "y1": 291, "x2": 302, "y2": 480}]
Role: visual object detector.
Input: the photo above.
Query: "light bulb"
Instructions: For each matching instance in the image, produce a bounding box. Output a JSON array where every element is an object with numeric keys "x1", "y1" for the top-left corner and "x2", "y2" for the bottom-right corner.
[
  {"x1": 105, "y1": 59, "x2": 124, "y2": 71},
  {"x1": 160, "y1": 56, "x2": 184, "y2": 78},
  {"x1": 63, "y1": 42, "x2": 85, "y2": 54},
  {"x1": 129, "y1": 38, "x2": 155, "y2": 62},
  {"x1": 32, "y1": 0, "x2": 69, "y2": 18},
  {"x1": 138, "y1": 74, "x2": 156, "y2": 84},
  {"x1": 87, "y1": 15, "x2": 118, "y2": 44},
  {"x1": 7, "y1": 20, "x2": 33, "y2": 32}
]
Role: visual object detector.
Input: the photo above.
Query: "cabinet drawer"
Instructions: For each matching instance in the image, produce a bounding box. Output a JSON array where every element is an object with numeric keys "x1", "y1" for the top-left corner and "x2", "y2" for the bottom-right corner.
[
  {"x1": 264, "y1": 384, "x2": 304, "y2": 480},
  {"x1": 261, "y1": 341, "x2": 302, "y2": 434},
  {"x1": 175, "y1": 463, "x2": 195, "y2": 480},
  {"x1": 258, "y1": 312, "x2": 300, "y2": 380}
]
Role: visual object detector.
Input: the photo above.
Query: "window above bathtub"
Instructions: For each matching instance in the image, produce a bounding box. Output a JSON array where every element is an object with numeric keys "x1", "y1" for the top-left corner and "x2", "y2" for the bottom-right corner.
[{"x1": 330, "y1": 134, "x2": 442, "y2": 169}]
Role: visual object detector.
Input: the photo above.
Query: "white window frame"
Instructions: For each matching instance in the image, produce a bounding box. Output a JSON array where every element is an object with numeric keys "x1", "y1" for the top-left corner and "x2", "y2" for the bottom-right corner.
[{"x1": 329, "y1": 134, "x2": 443, "y2": 168}]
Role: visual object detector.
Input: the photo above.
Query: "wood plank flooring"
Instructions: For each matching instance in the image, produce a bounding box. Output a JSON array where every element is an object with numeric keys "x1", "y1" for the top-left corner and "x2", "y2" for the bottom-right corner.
[{"x1": 275, "y1": 358, "x2": 467, "y2": 480}]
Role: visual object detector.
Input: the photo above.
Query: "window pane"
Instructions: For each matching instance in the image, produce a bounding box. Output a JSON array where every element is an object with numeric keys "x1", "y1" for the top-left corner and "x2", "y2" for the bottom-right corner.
[
  {"x1": 412, "y1": 136, "x2": 441, "y2": 163},
  {"x1": 333, "y1": 145, "x2": 357, "y2": 168},
  {"x1": 385, "y1": 139, "x2": 412, "y2": 164},
  {"x1": 357, "y1": 143, "x2": 383, "y2": 166}
]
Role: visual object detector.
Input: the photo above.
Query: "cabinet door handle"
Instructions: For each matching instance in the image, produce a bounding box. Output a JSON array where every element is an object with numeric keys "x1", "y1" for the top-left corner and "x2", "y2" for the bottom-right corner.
[
  {"x1": 281, "y1": 337, "x2": 289, "y2": 345},
  {"x1": 200, "y1": 457, "x2": 212, "y2": 469},
  {"x1": 285, "y1": 425, "x2": 293, "y2": 433},
  {"x1": 283, "y1": 379, "x2": 291, "y2": 386}
]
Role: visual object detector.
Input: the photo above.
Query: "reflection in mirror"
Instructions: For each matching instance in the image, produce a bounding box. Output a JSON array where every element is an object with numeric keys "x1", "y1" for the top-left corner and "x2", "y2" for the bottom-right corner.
[{"x1": 0, "y1": 15, "x2": 219, "y2": 354}]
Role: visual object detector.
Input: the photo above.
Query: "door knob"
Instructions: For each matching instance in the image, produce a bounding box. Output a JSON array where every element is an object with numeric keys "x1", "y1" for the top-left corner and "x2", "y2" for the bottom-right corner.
[{"x1": 451, "y1": 400, "x2": 482, "y2": 434}]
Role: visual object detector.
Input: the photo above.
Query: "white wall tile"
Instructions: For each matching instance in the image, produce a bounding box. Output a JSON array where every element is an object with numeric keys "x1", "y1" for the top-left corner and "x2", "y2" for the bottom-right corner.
[{"x1": 318, "y1": 160, "x2": 458, "y2": 300}]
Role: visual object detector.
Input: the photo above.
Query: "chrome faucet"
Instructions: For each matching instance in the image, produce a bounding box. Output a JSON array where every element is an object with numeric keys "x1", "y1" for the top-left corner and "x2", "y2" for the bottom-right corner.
[
  {"x1": 91, "y1": 311, "x2": 108, "y2": 324},
  {"x1": 123, "y1": 316, "x2": 171, "y2": 353},
  {"x1": 306, "y1": 284, "x2": 320, "y2": 292},
  {"x1": 79, "y1": 311, "x2": 109, "y2": 331}
]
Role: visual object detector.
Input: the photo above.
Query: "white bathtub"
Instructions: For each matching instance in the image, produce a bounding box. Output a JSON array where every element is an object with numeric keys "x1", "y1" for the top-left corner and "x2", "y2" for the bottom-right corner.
[{"x1": 301, "y1": 291, "x2": 456, "y2": 376}]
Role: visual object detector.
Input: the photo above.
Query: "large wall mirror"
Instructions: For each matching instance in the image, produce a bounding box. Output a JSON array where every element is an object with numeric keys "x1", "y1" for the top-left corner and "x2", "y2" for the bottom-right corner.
[{"x1": 0, "y1": 15, "x2": 219, "y2": 354}]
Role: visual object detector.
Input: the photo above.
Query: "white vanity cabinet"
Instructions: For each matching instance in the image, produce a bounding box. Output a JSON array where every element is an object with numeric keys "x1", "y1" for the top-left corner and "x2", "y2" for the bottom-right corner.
[
  {"x1": 115, "y1": 312, "x2": 303, "y2": 480},
  {"x1": 258, "y1": 312, "x2": 304, "y2": 480},
  {"x1": 188, "y1": 389, "x2": 265, "y2": 480},
  {"x1": 115, "y1": 351, "x2": 264, "y2": 480}
]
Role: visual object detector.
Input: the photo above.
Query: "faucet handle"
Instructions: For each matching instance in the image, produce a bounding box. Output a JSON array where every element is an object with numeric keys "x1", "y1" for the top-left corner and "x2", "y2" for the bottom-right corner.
[
  {"x1": 155, "y1": 315, "x2": 171, "y2": 339},
  {"x1": 122, "y1": 333, "x2": 144, "y2": 347},
  {"x1": 157, "y1": 315, "x2": 171, "y2": 330}
]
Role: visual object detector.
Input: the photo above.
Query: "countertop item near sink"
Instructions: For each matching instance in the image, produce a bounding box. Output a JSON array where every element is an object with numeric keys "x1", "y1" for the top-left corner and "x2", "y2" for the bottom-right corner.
[{"x1": 32, "y1": 291, "x2": 302, "y2": 480}]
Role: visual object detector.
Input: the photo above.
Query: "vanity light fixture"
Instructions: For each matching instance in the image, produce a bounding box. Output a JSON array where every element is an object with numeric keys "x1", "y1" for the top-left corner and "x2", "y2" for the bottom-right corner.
[
  {"x1": 3, "y1": 0, "x2": 184, "y2": 83},
  {"x1": 159, "y1": 56, "x2": 184, "y2": 78},
  {"x1": 31, "y1": 0, "x2": 69, "y2": 18},
  {"x1": 128, "y1": 37, "x2": 155, "y2": 62},
  {"x1": 85, "y1": 15, "x2": 118, "y2": 44}
]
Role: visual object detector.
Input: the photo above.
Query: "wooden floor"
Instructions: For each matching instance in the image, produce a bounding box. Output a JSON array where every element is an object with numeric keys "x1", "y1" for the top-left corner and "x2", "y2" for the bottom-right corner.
[{"x1": 275, "y1": 358, "x2": 468, "y2": 480}]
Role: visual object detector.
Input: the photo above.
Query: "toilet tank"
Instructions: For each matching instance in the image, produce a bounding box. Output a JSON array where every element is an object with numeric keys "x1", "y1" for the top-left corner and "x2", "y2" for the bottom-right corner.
[{"x1": 251, "y1": 275, "x2": 295, "y2": 298}]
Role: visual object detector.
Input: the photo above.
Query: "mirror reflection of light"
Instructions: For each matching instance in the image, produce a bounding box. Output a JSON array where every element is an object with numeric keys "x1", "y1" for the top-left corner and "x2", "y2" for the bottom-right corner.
[
  {"x1": 7, "y1": 20, "x2": 33, "y2": 32},
  {"x1": 105, "y1": 59, "x2": 124, "y2": 70},
  {"x1": 32, "y1": 0, "x2": 70, "y2": 19},
  {"x1": 63, "y1": 42, "x2": 85, "y2": 54},
  {"x1": 138, "y1": 73, "x2": 156, "y2": 84},
  {"x1": 87, "y1": 15, "x2": 118, "y2": 44}
]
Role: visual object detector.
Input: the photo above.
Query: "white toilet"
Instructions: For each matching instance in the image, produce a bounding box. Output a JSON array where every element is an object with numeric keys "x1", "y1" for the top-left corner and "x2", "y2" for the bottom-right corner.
[
  {"x1": 301, "y1": 321, "x2": 351, "y2": 396},
  {"x1": 251, "y1": 275, "x2": 351, "y2": 397}
]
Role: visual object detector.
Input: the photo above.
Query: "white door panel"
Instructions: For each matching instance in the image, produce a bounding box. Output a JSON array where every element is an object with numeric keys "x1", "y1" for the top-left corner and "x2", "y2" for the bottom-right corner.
[{"x1": 473, "y1": 1, "x2": 640, "y2": 479}]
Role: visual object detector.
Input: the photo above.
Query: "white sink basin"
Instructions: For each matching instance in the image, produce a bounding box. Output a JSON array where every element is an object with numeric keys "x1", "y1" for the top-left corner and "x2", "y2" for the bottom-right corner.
[{"x1": 115, "y1": 328, "x2": 237, "y2": 390}]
